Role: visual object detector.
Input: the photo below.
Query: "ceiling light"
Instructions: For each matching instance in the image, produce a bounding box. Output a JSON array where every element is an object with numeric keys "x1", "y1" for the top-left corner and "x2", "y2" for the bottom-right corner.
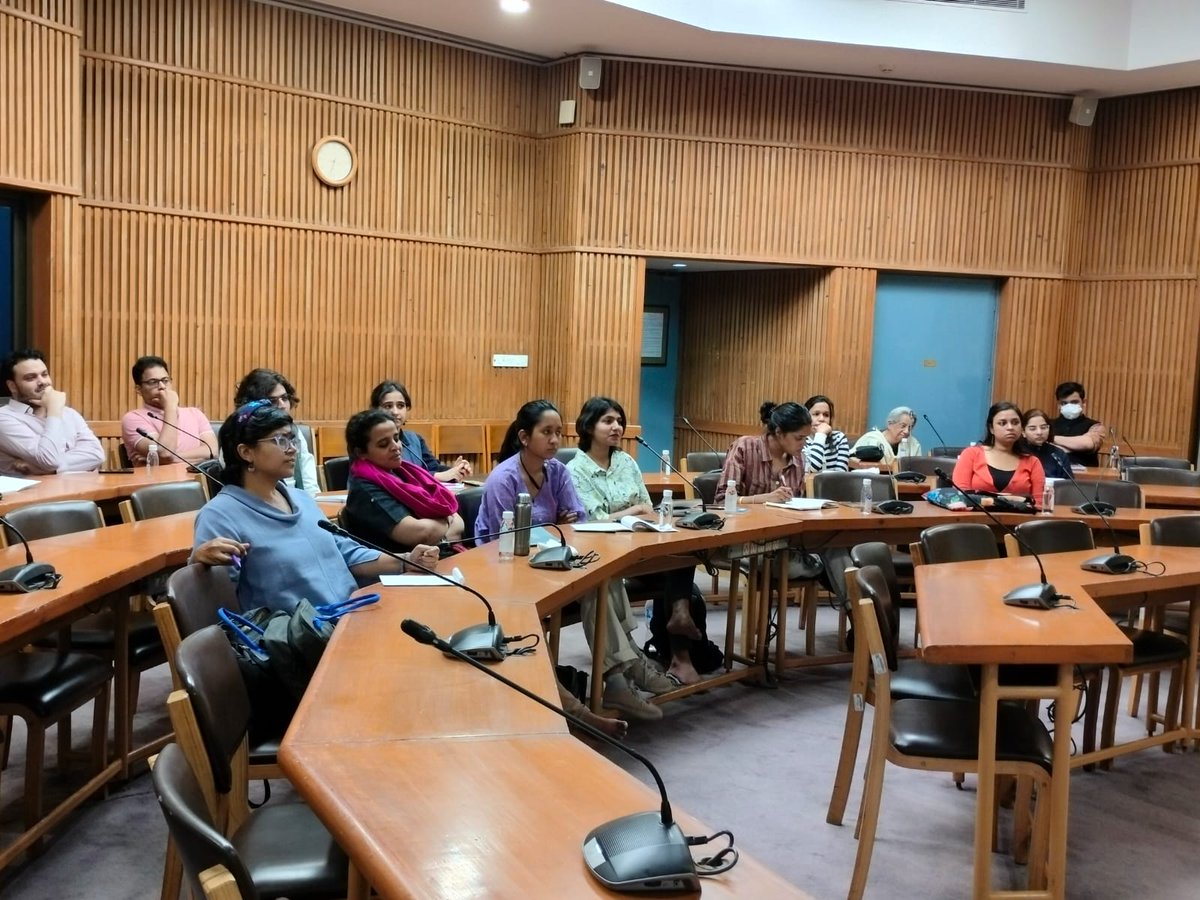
[
  {"x1": 500, "y1": 0, "x2": 530, "y2": 12},
  {"x1": 672, "y1": 263, "x2": 687, "y2": 269}
]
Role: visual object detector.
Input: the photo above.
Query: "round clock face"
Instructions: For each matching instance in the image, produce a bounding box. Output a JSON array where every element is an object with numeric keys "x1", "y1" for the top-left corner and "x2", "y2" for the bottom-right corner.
[{"x1": 312, "y1": 137, "x2": 356, "y2": 186}]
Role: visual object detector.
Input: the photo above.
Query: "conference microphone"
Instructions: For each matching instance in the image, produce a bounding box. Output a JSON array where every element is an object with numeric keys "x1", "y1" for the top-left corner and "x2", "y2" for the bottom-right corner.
[
  {"x1": 145, "y1": 411, "x2": 215, "y2": 459},
  {"x1": 1047, "y1": 448, "x2": 1136, "y2": 575},
  {"x1": 633, "y1": 436, "x2": 703, "y2": 508},
  {"x1": 135, "y1": 427, "x2": 226, "y2": 496},
  {"x1": 0, "y1": 515, "x2": 61, "y2": 593},
  {"x1": 678, "y1": 416, "x2": 724, "y2": 457},
  {"x1": 317, "y1": 518, "x2": 506, "y2": 660},
  {"x1": 400, "y1": 617, "x2": 712, "y2": 892},
  {"x1": 470, "y1": 519, "x2": 578, "y2": 571},
  {"x1": 1109, "y1": 426, "x2": 1142, "y2": 472},
  {"x1": 921, "y1": 414, "x2": 955, "y2": 487},
  {"x1": 933, "y1": 467, "x2": 1061, "y2": 609},
  {"x1": 1064, "y1": 462, "x2": 1117, "y2": 518}
]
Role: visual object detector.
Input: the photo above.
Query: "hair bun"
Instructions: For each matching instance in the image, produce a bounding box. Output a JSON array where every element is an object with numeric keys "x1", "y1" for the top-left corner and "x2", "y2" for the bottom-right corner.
[{"x1": 759, "y1": 401, "x2": 777, "y2": 424}]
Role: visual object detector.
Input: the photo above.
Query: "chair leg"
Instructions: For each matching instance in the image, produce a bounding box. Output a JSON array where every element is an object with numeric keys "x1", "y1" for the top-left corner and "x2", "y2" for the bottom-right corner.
[
  {"x1": 1099, "y1": 666, "x2": 1122, "y2": 772},
  {"x1": 1081, "y1": 669, "x2": 1102, "y2": 772},
  {"x1": 1012, "y1": 776, "x2": 1033, "y2": 865},
  {"x1": 160, "y1": 836, "x2": 183, "y2": 900},
  {"x1": 848, "y1": 724, "x2": 889, "y2": 900},
  {"x1": 1160, "y1": 665, "x2": 1183, "y2": 753},
  {"x1": 24, "y1": 720, "x2": 46, "y2": 835},
  {"x1": 803, "y1": 583, "x2": 818, "y2": 657},
  {"x1": 1, "y1": 714, "x2": 11, "y2": 770},
  {"x1": 1027, "y1": 778, "x2": 1051, "y2": 889},
  {"x1": 1144, "y1": 671, "x2": 1162, "y2": 731},
  {"x1": 1127, "y1": 672, "x2": 1144, "y2": 717},
  {"x1": 827, "y1": 686, "x2": 869, "y2": 826}
]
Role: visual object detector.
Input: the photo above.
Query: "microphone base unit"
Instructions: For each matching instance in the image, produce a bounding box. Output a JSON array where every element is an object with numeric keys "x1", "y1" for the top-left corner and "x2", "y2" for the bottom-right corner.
[
  {"x1": 1081, "y1": 553, "x2": 1137, "y2": 575},
  {"x1": 582, "y1": 811, "x2": 700, "y2": 893},
  {"x1": 1073, "y1": 502, "x2": 1117, "y2": 517},
  {"x1": 530, "y1": 545, "x2": 574, "y2": 570},
  {"x1": 444, "y1": 623, "x2": 507, "y2": 661},
  {"x1": 1002, "y1": 582, "x2": 1061, "y2": 610}
]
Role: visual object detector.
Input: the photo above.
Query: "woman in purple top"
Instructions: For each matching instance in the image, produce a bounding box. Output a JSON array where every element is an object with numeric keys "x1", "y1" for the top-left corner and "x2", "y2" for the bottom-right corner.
[{"x1": 475, "y1": 400, "x2": 586, "y2": 540}]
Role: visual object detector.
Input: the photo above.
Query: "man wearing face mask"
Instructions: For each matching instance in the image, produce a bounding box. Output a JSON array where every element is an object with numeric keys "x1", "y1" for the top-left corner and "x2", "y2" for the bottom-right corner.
[{"x1": 1050, "y1": 381, "x2": 1105, "y2": 467}]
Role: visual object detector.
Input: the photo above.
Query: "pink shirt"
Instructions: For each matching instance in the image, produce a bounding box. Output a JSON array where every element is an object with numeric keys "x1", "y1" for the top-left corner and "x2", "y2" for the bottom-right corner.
[
  {"x1": 121, "y1": 405, "x2": 214, "y2": 465},
  {"x1": 0, "y1": 400, "x2": 105, "y2": 476}
]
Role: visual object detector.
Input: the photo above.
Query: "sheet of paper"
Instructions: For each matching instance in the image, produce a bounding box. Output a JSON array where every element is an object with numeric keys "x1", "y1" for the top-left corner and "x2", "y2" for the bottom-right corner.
[
  {"x1": 380, "y1": 567, "x2": 465, "y2": 587},
  {"x1": 315, "y1": 493, "x2": 347, "y2": 502},
  {"x1": 572, "y1": 522, "x2": 630, "y2": 532},
  {"x1": 0, "y1": 475, "x2": 40, "y2": 493}
]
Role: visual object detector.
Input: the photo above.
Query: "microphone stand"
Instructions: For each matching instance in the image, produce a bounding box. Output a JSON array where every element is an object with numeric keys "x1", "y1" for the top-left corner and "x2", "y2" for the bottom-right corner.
[
  {"x1": 401, "y1": 617, "x2": 705, "y2": 892},
  {"x1": 317, "y1": 518, "x2": 508, "y2": 660},
  {"x1": 633, "y1": 435, "x2": 703, "y2": 507},
  {"x1": 678, "y1": 416, "x2": 724, "y2": 457},
  {"x1": 1047, "y1": 448, "x2": 1135, "y2": 575},
  {"x1": 922, "y1": 413, "x2": 953, "y2": 453},
  {"x1": 135, "y1": 427, "x2": 225, "y2": 496},
  {"x1": 143, "y1": 411, "x2": 215, "y2": 460},
  {"x1": 934, "y1": 467, "x2": 1061, "y2": 608},
  {"x1": 0, "y1": 515, "x2": 61, "y2": 592}
]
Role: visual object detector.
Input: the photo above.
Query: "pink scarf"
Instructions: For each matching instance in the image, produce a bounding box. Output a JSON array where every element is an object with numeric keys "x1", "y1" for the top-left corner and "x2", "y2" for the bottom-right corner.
[{"x1": 349, "y1": 457, "x2": 459, "y2": 519}]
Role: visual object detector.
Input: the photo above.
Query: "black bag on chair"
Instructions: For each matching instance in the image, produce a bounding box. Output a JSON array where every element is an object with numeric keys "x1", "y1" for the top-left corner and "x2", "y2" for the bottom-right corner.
[{"x1": 643, "y1": 584, "x2": 724, "y2": 675}]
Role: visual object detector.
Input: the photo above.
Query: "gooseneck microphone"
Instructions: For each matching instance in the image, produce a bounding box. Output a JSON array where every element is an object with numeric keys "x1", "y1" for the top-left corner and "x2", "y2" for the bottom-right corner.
[
  {"x1": 135, "y1": 427, "x2": 226, "y2": 496},
  {"x1": 0, "y1": 515, "x2": 61, "y2": 592},
  {"x1": 145, "y1": 411, "x2": 215, "y2": 459},
  {"x1": 469, "y1": 519, "x2": 577, "y2": 571},
  {"x1": 1109, "y1": 426, "x2": 1141, "y2": 470},
  {"x1": 922, "y1": 413, "x2": 952, "y2": 452},
  {"x1": 1047, "y1": 448, "x2": 1136, "y2": 575},
  {"x1": 678, "y1": 417, "x2": 724, "y2": 457},
  {"x1": 400, "y1": 617, "x2": 709, "y2": 892},
  {"x1": 934, "y1": 467, "x2": 1061, "y2": 608},
  {"x1": 318, "y1": 518, "x2": 506, "y2": 660},
  {"x1": 633, "y1": 435, "x2": 702, "y2": 503}
]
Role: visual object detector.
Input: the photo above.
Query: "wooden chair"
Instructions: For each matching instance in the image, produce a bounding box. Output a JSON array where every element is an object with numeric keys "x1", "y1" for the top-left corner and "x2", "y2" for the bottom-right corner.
[
  {"x1": 118, "y1": 481, "x2": 208, "y2": 524},
  {"x1": 842, "y1": 566, "x2": 1053, "y2": 899},
  {"x1": 1009, "y1": 520, "x2": 1188, "y2": 768},
  {"x1": 486, "y1": 422, "x2": 510, "y2": 470},
  {"x1": 433, "y1": 423, "x2": 487, "y2": 473},
  {"x1": 928, "y1": 446, "x2": 969, "y2": 457},
  {"x1": 555, "y1": 447, "x2": 579, "y2": 464},
  {"x1": 681, "y1": 451, "x2": 724, "y2": 474},
  {"x1": 1124, "y1": 466, "x2": 1200, "y2": 487},
  {"x1": 897, "y1": 455, "x2": 958, "y2": 478},
  {"x1": 1122, "y1": 456, "x2": 1192, "y2": 470},
  {"x1": 313, "y1": 424, "x2": 344, "y2": 463},
  {"x1": 826, "y1": 565, "x2": 976, "y2": 827},
  {"x1": 1052, "y1": 478, "x2": 1143, "y2": 510},
  {"x1": 321, "y1": 456, "x2": 350, "y2": 491},
  {"x1": 87, "y1": 419, "x2": 126, "y2": 470}
]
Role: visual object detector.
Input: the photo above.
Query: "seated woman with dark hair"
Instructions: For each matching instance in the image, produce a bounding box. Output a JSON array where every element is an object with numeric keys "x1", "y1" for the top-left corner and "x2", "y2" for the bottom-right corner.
[
  {"x1": 1022, "y1": 408, "x2": 1072, "y2": 481},
  {"x1": 371, "y1": 380, "x2": 472, "y2": 482},
  {"x1": 566, "y1": 396, "x2": 704, "y2": 685},
  {"x1": 192, "y1": 399, "x2": 441, "y2": 613},
  {"x1": 716, "y1": 401, "x2": 812, "y2": 506},
  {"x1": 952, "y1": 402, "x2": 1046, "y2": 501},
  {"x1": 342, "y1": 409, "x2": 465, "y2": 554},
  {"x1": 801, "y1": 394, "x2": 850, "y2": 474},
  {"x1": 476, "y1": 400, "x2": 675, "y2": 722},
  {"x1": 232, "y1": 367, "x2": 319, "y2": 497}
]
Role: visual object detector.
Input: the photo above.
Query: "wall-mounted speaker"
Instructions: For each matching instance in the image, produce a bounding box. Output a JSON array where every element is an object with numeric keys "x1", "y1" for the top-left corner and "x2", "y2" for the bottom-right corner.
[
  {"x1": 579, "y1": 57, "x2": 602, "y2": 91},
  {"x1": 1068, "y1": 94, "x2": 1098, "y2": 127}
]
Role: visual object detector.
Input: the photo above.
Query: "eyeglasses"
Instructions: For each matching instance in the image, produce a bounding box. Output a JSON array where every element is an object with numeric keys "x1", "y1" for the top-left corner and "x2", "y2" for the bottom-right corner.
[
  {"x1": 140, "y1": 377, "x2": 172, "y2": 389},
  {"x1": 256, "y1": 432, "x2": 302, "y2": 452}
]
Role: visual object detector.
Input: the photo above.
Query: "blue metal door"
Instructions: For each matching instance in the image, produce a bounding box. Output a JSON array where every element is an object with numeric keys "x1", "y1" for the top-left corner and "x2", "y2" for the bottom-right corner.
[{"x1": 867, "y1": 274, "x2": 998, "y2": 450}]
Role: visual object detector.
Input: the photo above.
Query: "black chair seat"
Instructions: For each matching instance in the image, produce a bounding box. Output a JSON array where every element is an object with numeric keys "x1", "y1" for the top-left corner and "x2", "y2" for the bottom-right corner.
[
  {"x1": 889, "y1": 550, "x2": 913, "y2": 578},
  {"x1": 891, "y1": 660, "x2": 976, "y2": 702},
  {"x1": 232, "y1": 803, "x2": 349, "y2": 899},
  {"x1": 1161, "y1": 608, "x2": 1189, "y2": 635},
  {"x1": 890, "y1": 699, "x2": 1054, "y2": 772},
  {"x1": 1121, "y1": 627, "x2": 1189, "y2": 665},
  {"x1": 249, "y1": 733, "x2": 283, "y2": 767},
  {"x1": 57, "y1": 610, "x2": 167, "y2": 669},
  {"x1": 0, "y1": 652, "x2": 112, "y2": 719}
]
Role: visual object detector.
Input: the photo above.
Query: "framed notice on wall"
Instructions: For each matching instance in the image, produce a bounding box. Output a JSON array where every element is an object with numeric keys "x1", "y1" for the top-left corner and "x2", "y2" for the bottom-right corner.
[{"x1": 642, "y1": 306, "x2": 668, "y2": 365}]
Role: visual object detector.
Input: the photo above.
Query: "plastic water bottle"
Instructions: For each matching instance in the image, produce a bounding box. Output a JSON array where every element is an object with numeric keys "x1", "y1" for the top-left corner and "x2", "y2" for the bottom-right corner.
[
  {"x1": 498, "y1": 510, "x2": 515, "y2": 561},
  {"x1": 659, "y1": 489, "x2": 673, "y2": 528},
  {"x1": 146, "y1": 442, "x2": 160, "y2": 468},
  {"x1": 724, "y1": 480, "x2": 739, "y2": 515},
  {"x1": 859, "y1": 477, "x2": 872, "y2": 515},
  {"x1": 1040, "y1": 483, "x2": 1055, "y2": 516},
  {"x1": 514, "y1": 493, "x2": 532, "y2": 557},
  {"x1": 1108, "y1": 444, "x2": 1120, "y2": 471},
  {"x1": 660, "y1": 449, "x2": 670, "y2": 476}
]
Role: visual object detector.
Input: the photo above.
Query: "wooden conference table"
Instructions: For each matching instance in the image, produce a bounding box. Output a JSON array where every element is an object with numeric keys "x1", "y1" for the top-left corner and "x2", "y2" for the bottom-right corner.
[{"x1": 0, "y1": 465, "x2": 199, "y2": 516}]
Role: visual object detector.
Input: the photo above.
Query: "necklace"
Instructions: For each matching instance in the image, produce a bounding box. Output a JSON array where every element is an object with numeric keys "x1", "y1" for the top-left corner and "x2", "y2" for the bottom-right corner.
[{"x1": 520, "y1": 455, "x2": 546, "y2": 494}]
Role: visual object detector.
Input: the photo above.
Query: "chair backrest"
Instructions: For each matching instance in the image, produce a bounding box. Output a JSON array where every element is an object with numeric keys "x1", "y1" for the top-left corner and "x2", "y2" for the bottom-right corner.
[
  {"x1": 175, "y1": 626, "x2": 252, "y2": 796},
  {"x1": 195, "y1": 459, "x2": 224, "y2": 498},
  {"x1": 692, "y1": 470, "x2": 721, "y2": 506},
  {"x1": 1052, "y1": 478, "x2": 1143, "y2": 509},
  {"x1": 128, "y1": 481, "x2": 208, "y2": 521},
  {"x1": 167, "y1": 565, "x2": 239, "y2": 642},
  {"x1": 1124, "y1": 466, "x2": 1200, "y2": 487},
  {"x1": 456, "y1": 486, "x2": 486, "y2": 544},
  {"x1": 919, "y1": 523, "x2": 999, "y2": 564},
  {"x1": 897, "y1": 456, "x2": 957, "y2": 478},
  {"x1": 851, "y1": 565, "x2": 900, "y2": 672},
  {"x1": 1123, "y1": 456, "x2": 1191, "y2": 470},
  {"x1": 323, "y1": 456, "x2": 350, "y2": 491},
  {"x1": 151, "y1": 744, "x2": 254, "y2": 900},
  {"x1": 812, "y1": 472, "x2": 896, "y2": 503},
  {"x1": 555, "y1": 447, "x2": 579, "y2": 464},
  {"x1": 433, "y1": 424, "x2": 487, "y2": 469},
  {"x1": 1011, "y1": 519, "x2": 1094, "y2": 556},
  {"x1": 1146, "y1": 514, "x2": 1200, "y2": 548},
  {"x1": 929, "y1": 446, "x2": 968, "y2": 457},
  {"x1": 848, "y1": 544, "x2": 901, "y2": 649},
  {"x1": 295, "y1": 422, "x2": 315, "y2": 459},
  {"x1": 1, "y1": 499, "x2": 104, "y2": 545},
  {"x1": 684, "y1": 451, "x2": 724, "y2": 473}
]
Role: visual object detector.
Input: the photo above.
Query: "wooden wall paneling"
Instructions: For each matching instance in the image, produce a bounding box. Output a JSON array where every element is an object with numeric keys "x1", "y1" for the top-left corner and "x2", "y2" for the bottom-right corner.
[
  {"x1": 819, "y1": 267, "x2": 876, "y2": 436},
  {"x1": 0, "y1": 2, "x2": 80, "y2": 192},
  {"x1": 991, "y1": 277, "x2": 1070, "y2": 411}
]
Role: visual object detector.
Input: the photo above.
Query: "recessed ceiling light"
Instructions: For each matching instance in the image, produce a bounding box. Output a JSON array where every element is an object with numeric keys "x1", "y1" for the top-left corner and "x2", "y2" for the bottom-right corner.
[
  {"x1": 672, "y1": 263, "x2": 687, "y2": 269},
  {"x1": 500, "y1": 0, "x2": 530, "y2": 13}
]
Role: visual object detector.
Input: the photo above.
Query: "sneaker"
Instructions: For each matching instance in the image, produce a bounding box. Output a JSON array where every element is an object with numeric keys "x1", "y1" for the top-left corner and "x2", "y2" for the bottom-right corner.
[
  {"x1": 602, "y1": 677, "x2": 663, "y2": 721},
  {"x1": 627, "y1": 656, "x2": 678, "y2": 695}
]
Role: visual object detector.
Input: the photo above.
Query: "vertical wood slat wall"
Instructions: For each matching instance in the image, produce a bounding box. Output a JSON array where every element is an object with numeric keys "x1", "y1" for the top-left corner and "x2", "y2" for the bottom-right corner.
[{"x1": 3, "y1": 0, "x2": 1200, "y2": 456}]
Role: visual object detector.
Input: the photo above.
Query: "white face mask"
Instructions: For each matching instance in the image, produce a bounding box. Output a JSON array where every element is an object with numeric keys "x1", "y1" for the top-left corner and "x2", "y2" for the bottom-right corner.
[{"x1": 1059, "y1": 402, "x2": 1083, "y2": 420}]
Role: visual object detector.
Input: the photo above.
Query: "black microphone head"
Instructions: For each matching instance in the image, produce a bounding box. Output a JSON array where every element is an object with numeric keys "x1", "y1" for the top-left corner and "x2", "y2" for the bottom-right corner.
[
  {"x1": 135, "y1": 427, "x2": 151, "y2": 439},
  {"x1": 317, "y1": 518, "x2": 343, "y2": 535},
  {"x1": 401, "y1": 618, "x2": 439, "y2": 645},
  {"x1": 933, "y1": 467, "x2": 950, "y2": 480},
  {"x1": 634, "y1": 435, "x2": 651, "y2": 447}
]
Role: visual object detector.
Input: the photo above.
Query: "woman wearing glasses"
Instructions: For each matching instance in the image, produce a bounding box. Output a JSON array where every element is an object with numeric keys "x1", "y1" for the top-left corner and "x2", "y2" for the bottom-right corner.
[
  {"x1": 342, "y1": 408, "x2": 465, "y2": 553},
  {"x1": 232, "y1": 368, "x2": 319, "y2": 496},
  {"x1": 192, "y1": 400, "x2": 441, "y2": 614}
]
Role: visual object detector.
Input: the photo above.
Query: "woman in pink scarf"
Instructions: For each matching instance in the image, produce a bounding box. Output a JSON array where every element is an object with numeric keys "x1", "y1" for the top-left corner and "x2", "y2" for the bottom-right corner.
[{"x1": 342, "y1": 409, "x2": 464, "y2": 552}]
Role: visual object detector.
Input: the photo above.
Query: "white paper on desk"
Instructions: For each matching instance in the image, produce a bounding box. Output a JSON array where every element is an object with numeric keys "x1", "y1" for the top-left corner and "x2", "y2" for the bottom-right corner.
[
  {"x1": 766, "y1": 498, "x2": 839, "y2": 511},
  {"x1": 314, "y1": 493, "x2": 347, "y2": 502},
  {"x1": 380, "y1": 567, "x2": 464, "y2": 587},
  {"x1": 855, "y1": 467, "x2": 881, "y2": 475},
  {"x1": 0, "y1": 475, "x2": 39, "y2": 493}
]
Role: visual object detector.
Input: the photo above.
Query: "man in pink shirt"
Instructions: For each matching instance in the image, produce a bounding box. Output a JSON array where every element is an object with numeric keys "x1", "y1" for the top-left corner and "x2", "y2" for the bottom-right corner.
[
  {"x1": 121, "y1": 356, "x2": 217, "y2": 466},
  {"x1": 0, "y1": 348, "x2": 105, "y2": 476}
]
